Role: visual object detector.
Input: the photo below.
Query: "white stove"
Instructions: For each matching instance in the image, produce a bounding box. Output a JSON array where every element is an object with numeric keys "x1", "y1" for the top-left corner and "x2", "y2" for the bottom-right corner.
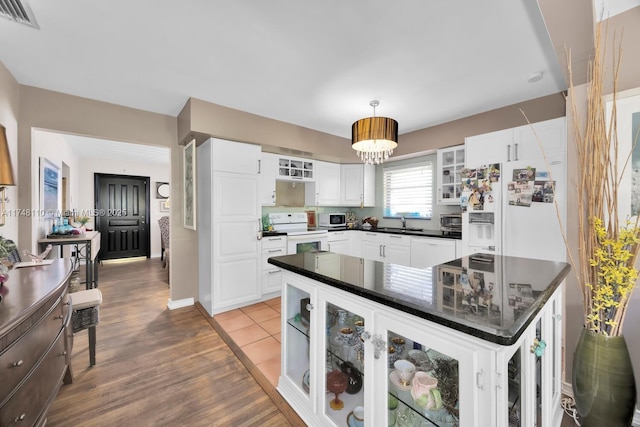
[{"x1": 269, "y1": 212, "x2": 328, "y2": 254}]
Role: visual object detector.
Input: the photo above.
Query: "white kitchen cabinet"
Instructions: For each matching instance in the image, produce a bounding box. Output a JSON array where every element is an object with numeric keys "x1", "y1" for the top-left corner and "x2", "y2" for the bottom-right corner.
[
  {"x1": 260, "y1": 152, "x2": 278, "y2": 206},
  {"x1": 275, "y1": 253, "x2": 567, "y2": 427},
  {"x1": 360, "y1": 232, "x2": 411, "y2": 266},
  {"x1": 465, "y1": 117, "x2": 566, "y2": 167},
  {"x1": 261, "y1": 234, "x2": 287, "y2": 295},
  {"x1": 465, "y1": 127, "x2": 514, "y2": 166},
  {"x1": 340, "y1": 164, "x2": 375, "y2": 207},
  {"x1": 327, "y1": 230, "x2": 350, "y2": 256},
  {"x1": 410, "y1": 236, "x2": 457, "y2": 268},
  {"x1": 436, "y1": 145, "x2": 466, "y2": 205},
  {"x1": 277, "y1": 155, "x2": 315, "y2": 181},
  {"x1": 306, "y1": 161, "x2": 341, "y2": 206},
  {"x1": 197, "y1": 138, "x2": 262, "y2": 315},
  {"x1": 514, "y1": 117, "x2": 566, "y2": 161}
]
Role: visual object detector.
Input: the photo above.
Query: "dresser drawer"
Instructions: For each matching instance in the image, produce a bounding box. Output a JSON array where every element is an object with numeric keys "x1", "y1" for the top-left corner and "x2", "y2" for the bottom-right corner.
[
  {"x1": 0, "y1": 329, "x2": 67, "y2": 427},
  {"x1": 0, "y1": 297, "x2": 64, "y2": 404}
]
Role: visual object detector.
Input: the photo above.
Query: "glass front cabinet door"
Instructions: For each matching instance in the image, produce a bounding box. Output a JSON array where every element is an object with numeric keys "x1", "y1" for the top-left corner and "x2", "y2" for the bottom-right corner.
[
  {"x1": 281, "y1": 278, "x2": 317, "y2": 415},
  {"x1": 374, "y1": 310, "x2": 490, "y2": 427},
  {"x1": 319, "y1": 289, "x2": 374, "y2": 427}
]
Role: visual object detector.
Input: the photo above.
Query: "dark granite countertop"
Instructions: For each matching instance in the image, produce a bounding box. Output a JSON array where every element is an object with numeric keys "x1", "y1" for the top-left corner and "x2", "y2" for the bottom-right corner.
[
  {"x1": 314, "y1": 227, "x2": 462, "y2": 240},
  {"x1": 268, "y1": 252, "x2": 570, "y2": 345}
]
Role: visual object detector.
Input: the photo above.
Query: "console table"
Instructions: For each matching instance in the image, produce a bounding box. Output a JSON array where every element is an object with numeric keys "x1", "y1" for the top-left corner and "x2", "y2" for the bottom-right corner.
[
  {"x1": 0, "y1": 259, "x2": 73, "y2": 426},
  {"x1": 39, "y1": 231, "x2": 101, "y2": 289}
]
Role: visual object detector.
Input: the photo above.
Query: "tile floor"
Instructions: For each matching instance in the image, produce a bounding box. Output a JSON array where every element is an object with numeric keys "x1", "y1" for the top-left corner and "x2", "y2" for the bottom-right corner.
[{"x1": 214, "y1": 297, "x2": 282, "y2": 387}]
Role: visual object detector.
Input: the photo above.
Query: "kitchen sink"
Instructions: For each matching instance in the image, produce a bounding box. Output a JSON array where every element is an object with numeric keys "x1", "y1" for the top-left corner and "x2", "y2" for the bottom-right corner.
[{"x1": 377, "y1": 227, "x2": 424, "y2": 233}]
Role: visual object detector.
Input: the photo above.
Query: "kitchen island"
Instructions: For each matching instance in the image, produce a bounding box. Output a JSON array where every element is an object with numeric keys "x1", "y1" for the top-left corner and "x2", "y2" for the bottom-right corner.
[{"x1": 269, "y1": 252, "x2": 570, "y2": 427}]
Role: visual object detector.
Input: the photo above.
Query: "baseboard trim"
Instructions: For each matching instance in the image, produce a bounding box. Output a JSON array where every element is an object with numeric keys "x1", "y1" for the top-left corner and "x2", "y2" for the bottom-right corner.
[
  {"x1": 167, "y1": 297, "x2": 194, "y2": 310},
  {"x1": 562, "y1": 381, "x2": 639, "y2": 426}
]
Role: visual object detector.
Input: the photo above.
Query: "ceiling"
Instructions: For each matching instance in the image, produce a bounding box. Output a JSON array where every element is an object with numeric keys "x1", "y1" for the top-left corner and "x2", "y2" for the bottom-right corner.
[{"x1": 0, "y1": 1, "x2": 636, "y2": 143}]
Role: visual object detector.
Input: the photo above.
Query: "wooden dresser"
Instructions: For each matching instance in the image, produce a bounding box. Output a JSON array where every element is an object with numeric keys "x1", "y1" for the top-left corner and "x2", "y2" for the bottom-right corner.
[{"x1": 0, "y1": 259, "x2": 73, "y2": 426}]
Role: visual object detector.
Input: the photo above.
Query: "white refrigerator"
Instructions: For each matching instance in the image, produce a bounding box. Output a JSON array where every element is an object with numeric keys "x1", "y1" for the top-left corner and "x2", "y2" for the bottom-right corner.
[{"x1": 461, "y1": 155, "x2": 567, "y2": 263}]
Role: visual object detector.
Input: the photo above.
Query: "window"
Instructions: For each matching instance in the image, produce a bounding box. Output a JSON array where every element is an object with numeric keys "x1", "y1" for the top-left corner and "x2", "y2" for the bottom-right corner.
[{"x1": 383, "y1": 162, "x2": 433, "y2": 219}]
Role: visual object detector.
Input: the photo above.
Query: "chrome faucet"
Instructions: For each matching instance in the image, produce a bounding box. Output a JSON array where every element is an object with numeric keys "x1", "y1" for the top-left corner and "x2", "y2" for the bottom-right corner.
[{"x1": 401, "y1": 215, "x2": 406, "y2": 230}]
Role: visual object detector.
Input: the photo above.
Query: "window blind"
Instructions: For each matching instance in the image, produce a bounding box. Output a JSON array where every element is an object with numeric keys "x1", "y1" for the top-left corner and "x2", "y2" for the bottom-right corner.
[{"x1": 383, "y1": 162, "x2": 433, "y2": 219}]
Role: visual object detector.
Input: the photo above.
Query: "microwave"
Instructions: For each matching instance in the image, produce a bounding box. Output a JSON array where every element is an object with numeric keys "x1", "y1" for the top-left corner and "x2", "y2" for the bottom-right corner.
[{"x1": 318, "y1": 213, "x2": 346, "y2": 228}]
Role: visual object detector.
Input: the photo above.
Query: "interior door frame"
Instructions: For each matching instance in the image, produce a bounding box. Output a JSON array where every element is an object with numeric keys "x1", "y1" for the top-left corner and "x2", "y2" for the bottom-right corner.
[{"x1": 94, "y1": 173, "x2": 151, "y2": 259}]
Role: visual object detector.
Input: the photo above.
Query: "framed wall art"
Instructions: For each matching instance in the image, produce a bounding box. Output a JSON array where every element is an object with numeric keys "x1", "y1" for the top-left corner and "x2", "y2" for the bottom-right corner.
[
  {"x1": 183, "y1": 139, "x2": 196, "y2": 230},
  {"x1": 40, "y1": 157, "x2": 60, "y2": 219},
  {"x1": 605, "y1": 86, "x2": 640, "y2": 219}
]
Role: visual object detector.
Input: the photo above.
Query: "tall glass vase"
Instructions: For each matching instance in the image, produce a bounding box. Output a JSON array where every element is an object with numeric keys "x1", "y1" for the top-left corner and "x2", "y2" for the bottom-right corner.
[{"x1": 572, "y1": 327, "x2": 637, "y2": 426}]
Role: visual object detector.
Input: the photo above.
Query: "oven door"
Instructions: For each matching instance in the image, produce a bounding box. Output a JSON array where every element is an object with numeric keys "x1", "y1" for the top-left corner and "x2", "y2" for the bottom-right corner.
[{"x1": 287, "y1": 232, "x2": 328, "y2": 254}]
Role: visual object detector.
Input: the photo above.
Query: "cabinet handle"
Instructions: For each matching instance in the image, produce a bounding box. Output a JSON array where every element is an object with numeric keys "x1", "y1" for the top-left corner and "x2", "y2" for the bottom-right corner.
[
  {"x1": 328, "y1": 243, "x2": 331, "y2": 251},
  {"x1": 11, "y1": 359, "x2": 23, "y2": 367},
  {"x1": 530, "y1": 338, "x2": 547, "y2": 357},
  {"x1": 379, "y1": 245, "x2": 383, "y2": 257},
  {"x1": 267, "y1": 270, "x2": 280, "y2": 274},
  {"x1": 371, "y1": 334, "x2": 386, "y2": 359},
  {"x1": 14, "y1": 413, "x2": 26, "y2": 422},
  {"x1": 59, "y1": 351, "x2": 68, "y2": 357},
  {"x1": 268, "y1": 237, "x2": 283, "y2": 241},
  {"x1": 54, "y1": 315, "x2": 64, "y2": 320},
  {"x1": 476, "y1": 369, "x2": 485, "y2": 390},
  {"x1": 257, "y1": 219, "x2": 263, "y2": 241},
  {"x1": 514, "y1": 143, "x2": 519, "y2": 161},
  {"x1": 389, "y1": 235, "x2": 402, "y2": 239},
  {"x1": 271, "y1": 190, "x2": 276, "y2": 202},
  {"x1": 507, "y1": 144, "x2": 511, "y2": 162},
  {"x1": 268, "y1": 249, "x2": 282, "y2": 253},
  {"x1": 257, "y1": 159, "x2": 261, "y2": 174},
  {"x1": 305, "y1": 303, "x2": 314, "y2": 311}
]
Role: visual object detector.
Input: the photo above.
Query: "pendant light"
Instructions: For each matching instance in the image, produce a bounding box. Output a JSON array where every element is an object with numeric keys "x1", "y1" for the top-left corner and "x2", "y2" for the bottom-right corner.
[{"x1": 351, "y1": 100, "x2": 398, "y2": 165}]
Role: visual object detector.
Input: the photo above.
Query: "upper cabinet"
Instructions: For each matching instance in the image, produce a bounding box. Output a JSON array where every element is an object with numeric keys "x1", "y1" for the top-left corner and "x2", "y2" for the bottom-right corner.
[
  {"x1": 210, "y1": 138, "x2": 261, "y2": 174},
  {"x1": 436, "y1": 145, "x2": 466, "y2": 205},
  {"x1": 465, "y1": 117, "x2": 566, "y2": 167},
  {"x1": 514, "y1": 117, "x2": 567, "y2": 160},
  {"x1": 305, "y1": 160, "x2": 340, "y2": 206},
  {"x1": 277, "y1": 155, "x2": 315, "y2": 181},
  {"x1": 464, "y1": 128, "x2": 514, "y2": 166},
  {"x1": 259, "y1": 152, "x2": 278, "y2": 206},
  {"x1": 340, "y1": 163, "x2": 375, "y2": 207}
]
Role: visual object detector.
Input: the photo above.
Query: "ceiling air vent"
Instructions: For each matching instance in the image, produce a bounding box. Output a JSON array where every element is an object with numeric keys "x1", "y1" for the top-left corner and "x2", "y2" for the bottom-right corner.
[{"x1": 0, "y1": 0, "x2": 38, "y2": 29}]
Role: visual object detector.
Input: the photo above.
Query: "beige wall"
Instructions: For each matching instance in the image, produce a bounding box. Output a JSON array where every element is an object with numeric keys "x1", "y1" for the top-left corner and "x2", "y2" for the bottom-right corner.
[
  {"x1": 0, "y1": 62, "x2": 20, "y2": 242},
  {"x1": 14, "y1": 86, "x2": 194, "y2": 301}
]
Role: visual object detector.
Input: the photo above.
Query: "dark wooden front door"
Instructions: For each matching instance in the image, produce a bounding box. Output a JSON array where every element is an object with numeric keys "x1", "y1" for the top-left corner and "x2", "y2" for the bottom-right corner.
[{"x1": 94, "y1": 174, "x2": 150, "y2": 260}]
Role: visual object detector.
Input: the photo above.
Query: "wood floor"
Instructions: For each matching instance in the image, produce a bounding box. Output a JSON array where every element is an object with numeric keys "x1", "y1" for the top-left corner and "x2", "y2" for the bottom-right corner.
[{"x1": 47, "y1": 258, "x2": 296, "y2": 427}]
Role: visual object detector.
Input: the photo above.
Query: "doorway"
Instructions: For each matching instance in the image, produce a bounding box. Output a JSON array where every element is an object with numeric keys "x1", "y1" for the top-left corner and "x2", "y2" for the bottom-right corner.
[{"x1": 94, "y1": 173, "x2": 151, "y2": 260}]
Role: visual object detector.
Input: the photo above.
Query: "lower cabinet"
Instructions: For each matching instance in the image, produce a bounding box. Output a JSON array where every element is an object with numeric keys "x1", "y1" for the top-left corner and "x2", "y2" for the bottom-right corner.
[
  {"x1": 327, "y1": 231, "x2": 350, "y2": 256},
  {"x1": 261, "y1": 235, "x2": 287, "y2": 294},
  {"x1": 278, "y1": 270, "x2": 563, "y2": 427},
  {"x1": 410, "y1": 237, "x2": 457, "y2": 269},
  {"x1": 360, "y1": 232, "x2": 411, "y2": 266}
]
